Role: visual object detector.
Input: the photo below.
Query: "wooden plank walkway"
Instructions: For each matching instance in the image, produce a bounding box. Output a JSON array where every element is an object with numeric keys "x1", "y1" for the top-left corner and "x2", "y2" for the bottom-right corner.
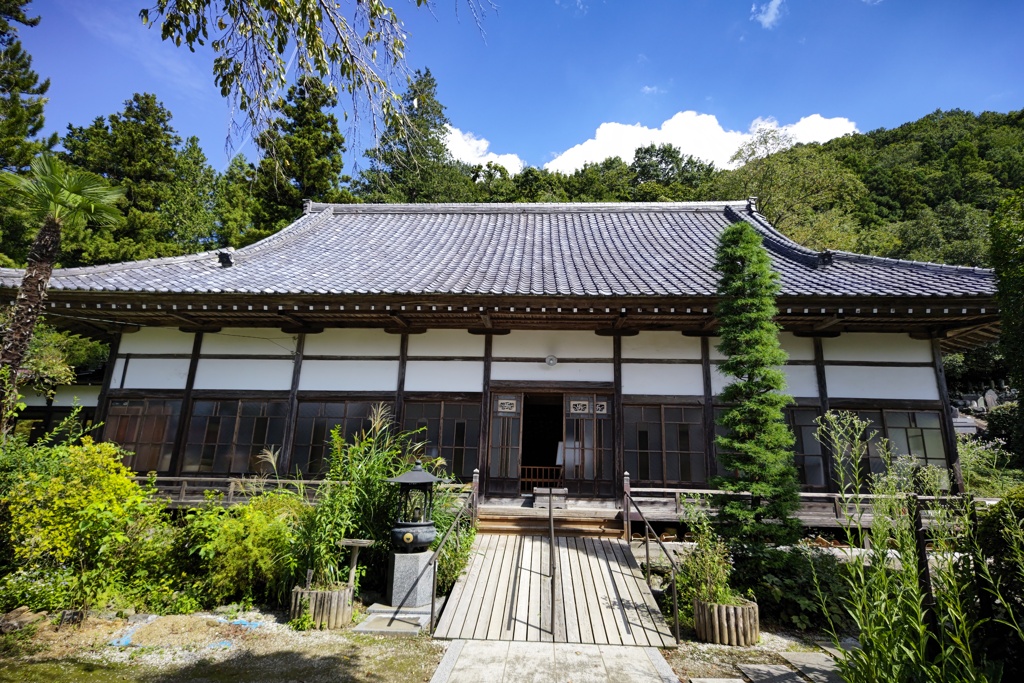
[{"x1": 434, "y1": 534, "x2": 675, "y2": 647}]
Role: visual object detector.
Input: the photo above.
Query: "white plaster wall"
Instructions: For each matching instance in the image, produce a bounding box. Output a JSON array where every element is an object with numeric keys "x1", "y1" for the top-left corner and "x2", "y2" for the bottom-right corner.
[
  {"x1": 782, "y1": 366, "x2": 820, "y2": 398},
  {"x1": 408, "y1": 330, "x2": 485, "y2": 357},
  {"x1": 621, "y1": 363, "x2": 703, "y2": 395},
  {"x1": 779, "y1": 333, "x2": 815, "y2": 361},
  {"x1": 121, "y1": 358, "x2": 191, "y2": 390},
  {"x1": 492, "y1": 331, "x2": 613, "y2": 359},
  {"x1": 193, "y1": 358, "x2": 294, "y2": 390},
  {"x1": 710, "y1": 333, "x2": 815, "y2": 362},
  {"x1": 712, "y1": 365, "x2": 821, "y2": 397},
  {"x1": 825, "y1": 366, "x2": 940, "y2": 400},
  {"x1": 119, "y1": 328, "x2": 195, "y2": 355},
  {"x1": 21, "y1": 392, "x2": 48, "y2": 406},
  {"x1": 491, "y1": 362, "x2": 614, "y2": 383},
  {"x1": 299, "y1": 360, "x2": 399, "y2": 391},
  {"x1": 621, "y1": 332, "x2": 701, "y2": 360},
  {"x1": 822, "y1": 333, "x2": 933, "y2": 363},
  {"x1": 303, "y1": 329, "x2": 400, "y2": 356},
  {"x1": 202, "y1": 328, "x2": 296, "y2": 356},
  {"x1": 405, "y1": 361, "x2": 484, "y2": 392},
  {"x1": 52, "y1": 385, "x2": 101, "y2": 407}
]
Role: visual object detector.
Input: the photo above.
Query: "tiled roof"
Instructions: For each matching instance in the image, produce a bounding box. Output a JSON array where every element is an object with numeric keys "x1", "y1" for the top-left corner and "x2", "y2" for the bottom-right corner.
[{"x1": 0, "y1": 202, "x2": 996, "y2": 299}]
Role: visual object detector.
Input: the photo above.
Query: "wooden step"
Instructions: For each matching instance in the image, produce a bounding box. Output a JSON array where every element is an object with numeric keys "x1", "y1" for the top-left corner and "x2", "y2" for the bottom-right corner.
[{"x1": 477, "y1": 514, "x2": 623, "y2": 538}]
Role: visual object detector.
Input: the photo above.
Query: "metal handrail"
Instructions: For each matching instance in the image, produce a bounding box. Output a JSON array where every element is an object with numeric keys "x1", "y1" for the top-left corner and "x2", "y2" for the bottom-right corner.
[
  {"x1": 548, "y1": 487, "x2": 557, "y2": 640},
  {"x1": 428, "y1": 469, "x2": 480, "y2": 634},
  {"x1": 623, "y1": 476, "x2": 681, "y2": 644}
]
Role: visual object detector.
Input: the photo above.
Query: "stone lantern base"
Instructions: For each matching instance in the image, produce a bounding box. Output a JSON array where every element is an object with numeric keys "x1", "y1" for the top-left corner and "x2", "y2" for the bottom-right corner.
[{"x1": 385, "y1": 551, "x2": 433, "y2": 608}]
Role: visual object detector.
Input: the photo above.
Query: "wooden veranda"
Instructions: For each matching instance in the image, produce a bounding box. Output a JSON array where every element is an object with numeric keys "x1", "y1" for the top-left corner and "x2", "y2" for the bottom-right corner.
[{"x1": 433, "y1": 534, "x2": 675, "y2": 647}]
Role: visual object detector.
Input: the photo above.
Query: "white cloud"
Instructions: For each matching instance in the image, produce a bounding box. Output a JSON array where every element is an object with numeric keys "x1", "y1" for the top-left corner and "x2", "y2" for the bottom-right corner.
[
  {"x1": 543, "y1": 112, "x2": 857, "y2": 174},
  {"x1": 444, "y1": 125, "x2": 525, "y2": 174},
  {"x1": 640, "y1": 85, "x2": 665, "y2": 95},
  {"x1": 70, "y1": 3, "x2": 209, "y2": 100},
  {"x1": 751, "y1": 0, "x2": 786, "y2": 29}
]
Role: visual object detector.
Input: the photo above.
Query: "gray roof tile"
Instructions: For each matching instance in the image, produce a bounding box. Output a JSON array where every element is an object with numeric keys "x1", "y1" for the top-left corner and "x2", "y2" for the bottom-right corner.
[{"x1": 0, "y1": 202, "x2": 996, "y2": 299}]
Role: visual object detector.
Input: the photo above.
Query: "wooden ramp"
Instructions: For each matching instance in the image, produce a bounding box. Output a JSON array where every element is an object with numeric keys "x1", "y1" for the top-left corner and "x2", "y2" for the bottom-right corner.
[{"x1": 434, "y1": 534, "x2": 675, "y2": 647}]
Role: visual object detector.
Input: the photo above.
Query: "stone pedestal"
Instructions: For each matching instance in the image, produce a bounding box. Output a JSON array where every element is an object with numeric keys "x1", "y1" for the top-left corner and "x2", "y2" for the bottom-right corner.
[{"x1": 386, "y1": 551, "x2": 433, "y2": 608}]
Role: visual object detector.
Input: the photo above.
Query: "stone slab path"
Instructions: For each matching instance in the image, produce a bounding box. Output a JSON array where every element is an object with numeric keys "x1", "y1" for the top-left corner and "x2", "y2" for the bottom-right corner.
[
  {"x1": 737, "y1": 664, "x2": 807, "y2": 683},
  {"x1": 429, "y1": 640, "x2": 678, "y2": 683},
  {"x1": 780, "y1": 652, "x2": 843, "y2": 683}
]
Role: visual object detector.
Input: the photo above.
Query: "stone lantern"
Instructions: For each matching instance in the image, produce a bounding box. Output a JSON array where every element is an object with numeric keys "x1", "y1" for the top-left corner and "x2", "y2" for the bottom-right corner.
[
  {"x1": 384, "y1": 461, "x2": 439, "y2": 609},
  {"x1": 387, "y1": 461, "x2": 439, "y2": 552}
]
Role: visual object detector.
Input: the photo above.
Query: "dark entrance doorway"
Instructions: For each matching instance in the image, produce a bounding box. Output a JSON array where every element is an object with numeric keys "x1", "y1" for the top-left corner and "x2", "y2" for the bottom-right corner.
[{"x1": 520, "y1": 394, "x2": 563, "y2": 493}]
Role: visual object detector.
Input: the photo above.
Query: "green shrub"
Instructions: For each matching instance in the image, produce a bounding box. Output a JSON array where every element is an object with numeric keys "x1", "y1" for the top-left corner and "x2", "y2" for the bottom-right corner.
[
  {"x1": 668, "y1": 504, "x2": 744, "y2": 628},
  {"x1": 0, "y1": 436, "x2": 179, "y2": 611},
  {"x1": 959, "y1": 435, "x2": 1024, "y2": 497},
  {"x1": 298, "y1": 404, "x2": 427, "y2": 592},
  {"x1": 730, "y1": 543, "x2": 848, "y2": 631},
  {"x1": 184, "y1": 490, "x2": 306, "y2": 606},
  {"x1": 985, "y1": 402, "x2": 1024, "y2": 467},
  {"x1": 817, "y1": 410, "x2": 1004, "y2": 683}
]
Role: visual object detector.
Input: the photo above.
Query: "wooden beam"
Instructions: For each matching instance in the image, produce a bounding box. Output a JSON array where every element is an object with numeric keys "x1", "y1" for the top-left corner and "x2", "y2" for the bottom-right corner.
[
  {"x1": 813, "y1": 314, "x2": 844, "y2": 332},
  {"x1": 385, "y1": 327, "x2": 426, "y2": 334},
  {"x1": 469, "y1": 328, "x2": 510, "y2": 335},
  {"x1": 278, "y1": 333, "x2": 306, "y2": 475},
  {"x1": 932, "y1": 338, "x2": 963, "y2": 494},
  {"x1": 389, "y1": 313, "x2": 410, "y2": 328},
  {"x1": 170, "y1": 332, "x2": 203, "y2": 476},
  {"x1": 179, "y1": 325, "x2": 222, "y2": 334},
  {"x1": 479, "y1": 312, "x2": 493, "y2": 328},
  {"x1": 700, "y1": 337, "x2": 716, "y2": 480},
  {"x1": 613, "y1": 335, "x2": 624, "y2": 500}
]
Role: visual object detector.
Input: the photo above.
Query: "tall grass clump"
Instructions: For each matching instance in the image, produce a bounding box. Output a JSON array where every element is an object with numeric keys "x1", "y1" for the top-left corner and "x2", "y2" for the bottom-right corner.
[{"x1": 814, "y1": 411, "x2": 1007, "y2": 683}]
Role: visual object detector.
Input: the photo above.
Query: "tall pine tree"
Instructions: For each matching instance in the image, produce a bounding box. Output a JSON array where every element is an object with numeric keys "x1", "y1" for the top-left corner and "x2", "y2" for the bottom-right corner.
[
  {"x1": 0, "y1": 0, "x2": 56, "y2": 266},
  {"x1": 357, "y1": 69, "x2": 476, "y2": 203},
  {"x1": 713, "y1": 220, "x2": 800, "y2": 545},
  {"x1": 250, "y1": 78, "x2": 352, "y2": 242},
  {"x1": 63, "y1": 95, "x2": 221, "y2": 260},
  {"x1": 990, "y1": 191, "x2": 1024, "y2": 462}
]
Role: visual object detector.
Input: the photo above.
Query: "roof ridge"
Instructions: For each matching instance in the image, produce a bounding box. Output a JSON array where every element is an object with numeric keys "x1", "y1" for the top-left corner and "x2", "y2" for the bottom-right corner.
[
  {"x1": 1, "y1": 248, "x2": 221, "y2": 277},
  {"x1": 306, "y1": 200, "x2": 750, "y2": 215},
  {"x1": 234, "y1": 208, "x2": 336, "y2": 256},
  {"x1": 829, "y1": 249, "x2": 994, "y2": 274}
]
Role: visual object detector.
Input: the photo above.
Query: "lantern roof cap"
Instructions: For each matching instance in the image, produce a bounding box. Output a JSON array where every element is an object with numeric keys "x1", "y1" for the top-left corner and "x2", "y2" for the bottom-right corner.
[{"x1": 386, "y1": 461, "x2": 440, "y2": 485}]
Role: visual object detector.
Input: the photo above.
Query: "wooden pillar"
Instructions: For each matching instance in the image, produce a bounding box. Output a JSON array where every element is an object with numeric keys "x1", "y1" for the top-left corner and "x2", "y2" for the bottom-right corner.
[
  {"x1": 701, "y1": 336, "x2": 716, "y2": 479},
  {"x1": 613, "y1": 335, "x2": 624, "y2": 499},
  {"x1": 93, "y1": 332, "x2": 122, "y2": 435},
  {"x1": 396, "y1": 333, "x2": 409, "y2": 426},
  {"x1": 478, "y1": 334, "x2": 493, "y2": 497},
  {"x1": 813, "y1": 337, "x2": 838, "y2": 493},
  {"x1": 932, "y1": 337, "x2": 963, "y2": 493},
  {"x1": 170, "y1": 332, "x2": 203, "y2": 476},
  {"x1": 278, "y1": 332, "x2": 306, "y2": 476}
]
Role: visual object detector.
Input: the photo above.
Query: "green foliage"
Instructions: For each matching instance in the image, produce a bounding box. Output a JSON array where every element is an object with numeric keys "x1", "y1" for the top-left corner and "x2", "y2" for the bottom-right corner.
[
  {"x1": 0, "y1": 311, "x2": 107, "y2": 399},
  {"x1": 140, "y1": 0, "x2": 432, "y2": 142},
  {"x1": 815, "y1": 411, "x2": 1007, "y2": 683},
  {"x1": 213, "y1": 154, "x2": 260, "y2": 248},
  {"x1": 992, "y1": 190, "x2": 1024, "y2": 443},
  {"x1": 978, "y1": 485, "x2": 1024, "y2": 612},
  {"x1": 252, "y1": 78, "x2": 353, "y2": 239},
  {"x1": 713, "y1": 220, "x2": 800, "y2": 544},
  {"x1": 183, "y1": 491, "x2": 306, "y2": 606},
  {"x1": 0, "y1": 436, "x2": 179, "y2": 611},
  {"x1": 358, "y1": 69, "x2": 478, "y2": 203},
  {"x1": 671, "y1": 503, "x2": 742, "y2": 628},
  {"x1": 300, "y1": 403, "x2": 423, "y2": 590},
  {"x1": 161, "y1": 136, "x2": 217, "y2": 251},
  {"x1": 288, "y1": 596, "x2": 314, "y2": 631},
  {"x1": 730, "y1": 543, "x2": 848, "y2": 631},
  {"x1": 959, "y1": 434, "x2": 1024, "y2": 496},
  {"x1": 984, "y1": 402, "x2": 1023, "y2": 464},
  {"x1": 59, "y1": 93, "x2": 200, "y2": 265},
  {"x1": 944, "y1": 342, "x2": 1007, "y2": 394}
]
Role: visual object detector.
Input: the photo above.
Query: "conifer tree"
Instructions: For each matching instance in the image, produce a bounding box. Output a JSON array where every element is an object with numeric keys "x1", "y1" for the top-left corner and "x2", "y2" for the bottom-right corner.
[
  {"x1": 713, "y1": 220, "x2": 800, "y2": 545},
  {"x1": 251, "y1": 78, "x2": 352, "y2": 241},
  {"x1": 357, "y1": 69, "x2": 477, "y2": 203}
]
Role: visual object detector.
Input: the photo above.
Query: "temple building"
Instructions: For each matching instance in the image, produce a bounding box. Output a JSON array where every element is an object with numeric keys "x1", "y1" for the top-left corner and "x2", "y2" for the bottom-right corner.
[{"x1": 2, "y1": 200, "x2": 999, "y2": 495}]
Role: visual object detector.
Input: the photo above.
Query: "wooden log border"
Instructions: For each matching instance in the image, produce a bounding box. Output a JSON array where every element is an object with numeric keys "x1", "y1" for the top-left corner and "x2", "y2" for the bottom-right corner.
[{"x1": 693, "y1": 598, "x2": 759, "y2": 646}]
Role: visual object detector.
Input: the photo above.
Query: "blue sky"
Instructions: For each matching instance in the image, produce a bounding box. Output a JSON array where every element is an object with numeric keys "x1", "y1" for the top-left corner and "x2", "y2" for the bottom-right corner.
[{"x1": 18, "y1": 0, "x2": 1024, "y2": 175}]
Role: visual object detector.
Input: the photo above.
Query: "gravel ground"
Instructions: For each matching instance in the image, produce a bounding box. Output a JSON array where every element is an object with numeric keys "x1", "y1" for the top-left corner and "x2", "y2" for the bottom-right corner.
[{"x1": 3, "y1": 609, "x2": 448, "y2": 683}]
